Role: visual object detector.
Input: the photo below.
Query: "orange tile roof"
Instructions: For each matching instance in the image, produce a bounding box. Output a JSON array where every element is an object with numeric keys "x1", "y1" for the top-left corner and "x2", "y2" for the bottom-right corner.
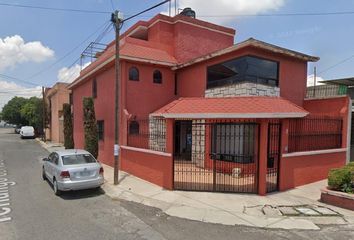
[{"x1": 152, "y1": 96, "x2": 308, "y2": 119}]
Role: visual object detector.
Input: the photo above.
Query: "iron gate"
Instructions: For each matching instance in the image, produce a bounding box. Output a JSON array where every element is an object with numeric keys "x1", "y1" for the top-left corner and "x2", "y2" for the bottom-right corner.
[
  {"x1": 266, "y1": 122, "x2": 281, "y2": 193},
  {"x1": 173, "y1": 121, "x2": 259, "y2": 193}
]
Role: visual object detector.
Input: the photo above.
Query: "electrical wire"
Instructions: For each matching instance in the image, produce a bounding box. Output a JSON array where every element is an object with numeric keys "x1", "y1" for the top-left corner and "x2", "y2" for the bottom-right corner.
[
  {"x1": 319, "y1": 54, "x2": 354, "y2": 75},
  {"x1": 0, "y1": 73, "x2": 39, "y2": 87},
  {"x1": 0, "y1": 2, "x2": 110, "y2": 14},
  {"x1": 27, "y1": 20, "x2": 111, "y2": 80}
]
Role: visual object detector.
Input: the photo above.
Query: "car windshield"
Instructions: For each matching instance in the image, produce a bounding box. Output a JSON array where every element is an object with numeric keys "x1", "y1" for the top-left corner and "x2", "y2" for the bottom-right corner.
[{"x1": 61, "y1": 154, "x2": 97, "y2": 165}]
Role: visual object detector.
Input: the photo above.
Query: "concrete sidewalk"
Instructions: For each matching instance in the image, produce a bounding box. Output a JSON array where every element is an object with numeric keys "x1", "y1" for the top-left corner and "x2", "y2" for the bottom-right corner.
[
  {"x1": 101, "y1": 164, "x2": 354, "y2": 230},
  {"x1": 35, "y1": 140, "x2": 354, "y2": 230}
]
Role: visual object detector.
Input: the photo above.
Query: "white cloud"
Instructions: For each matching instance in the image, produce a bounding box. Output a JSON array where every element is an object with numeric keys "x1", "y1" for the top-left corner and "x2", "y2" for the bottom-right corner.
[
  {"x1": 0, "y1": 35, "x2": 54, "y2": 71},
  {"x1": 164, "y1": 0, "x2": 286, "y2": 24},
  {"x1": 57, "y1": 62, "x2": 90, "y2": 83},
  {"x1": 0, "y1": 80, "x2": 42, "y2": 110},
  {"x1": 307, "y1": 74, "x2": 325, "y2": 87}
]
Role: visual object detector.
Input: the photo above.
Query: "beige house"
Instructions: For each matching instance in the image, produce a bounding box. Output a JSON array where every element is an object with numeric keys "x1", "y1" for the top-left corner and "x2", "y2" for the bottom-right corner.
[{"x1": 45, "y1": 83, "x2": 71, "y2": 144}]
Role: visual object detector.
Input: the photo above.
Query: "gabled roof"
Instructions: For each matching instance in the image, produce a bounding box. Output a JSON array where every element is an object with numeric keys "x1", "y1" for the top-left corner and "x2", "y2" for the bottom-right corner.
[
  {"x1": 174, "y1": 38, "x2": 320, "y2": 70},
  {"x1": 151, "y1": 96, "x2": 308, "y2": 119},
  {"x1": 320, "y1": 77, "x2": 354, "y2": 86}
]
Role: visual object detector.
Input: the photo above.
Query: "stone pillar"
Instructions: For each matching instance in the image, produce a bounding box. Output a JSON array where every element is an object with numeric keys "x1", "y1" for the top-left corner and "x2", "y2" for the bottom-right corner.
[
  {"x1": 278, "y1": 119, "x2": 289, "y2": 191},
  {"x1": 258, "y1": 119, "x2": 269, "y2": 196},
  {"x1": 192, "y1": 120, "x2": 205, "y2": 167}
]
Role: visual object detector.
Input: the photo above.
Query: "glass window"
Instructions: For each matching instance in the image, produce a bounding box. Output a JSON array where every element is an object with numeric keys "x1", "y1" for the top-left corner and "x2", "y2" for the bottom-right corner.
[
  {"x1": 129, "y1": 67, "x2": 139, "y2": 81},
  {"x1": 212, "y1": 124, "x2": 256, "y2": 164},
  {"x1": 129, "y1": 121, "x2": 139, "y2": 135},
  {"x1": 207, "y1": 56, "x2": 279, "y2": 89},
  {"x1": 62, "y1": 154, "x2": 97, "y2": 165},
  {"x1": 92, "y1": 78, "x2": 97, "y2": 98},
  {"x1": 97, "y1": 120, "x2": 104, "y2": 141},
  {"x1": 153, "y1": 70, "x2": 162, "y2": 84}
]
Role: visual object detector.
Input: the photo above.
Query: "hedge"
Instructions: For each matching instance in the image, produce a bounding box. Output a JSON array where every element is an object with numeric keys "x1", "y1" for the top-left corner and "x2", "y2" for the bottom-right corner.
[{"x1": 328, "y1": 163, "x2": 354, "y2": 193}]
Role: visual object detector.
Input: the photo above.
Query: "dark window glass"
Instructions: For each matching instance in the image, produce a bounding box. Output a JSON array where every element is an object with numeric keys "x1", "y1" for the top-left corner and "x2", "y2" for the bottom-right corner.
[
  {"x1": 211, "y1": 124, "x2": 256, "y2": 164},
  {"x1": 62, "y1": 154, "x2": 97, "y2": 165},
  {"x1": 207, "y1": 56, "x2": 279, "y2": 89},
  {"x1": 92, "y1": 79, "x2": 97, "y2": 98},
  {"x1": 129, "y1": 67, "x2": 139, "y2": 81},
  {"x1": 97, "y1": 120, "x2": 104, "y2": 141},
  {"x1": 129, "y1": 121, "x2": 139, "y2": 135},
  {"x1": 153, "y1": 70, "x2": 162, "y2": 84},
  {"x1": 69, "y1": 93, "x2": 73, "y2": 105}
]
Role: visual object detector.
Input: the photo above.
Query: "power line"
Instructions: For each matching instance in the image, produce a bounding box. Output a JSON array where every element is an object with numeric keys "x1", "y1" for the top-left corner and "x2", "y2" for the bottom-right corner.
[
  {"x1": 123, "y1": 0, "x2": 171, "y2": 23},
  {"x1": 0, "y1": 73, "x2": 40, "y2": 87},
  {"x1": 27, "y1": 20, "x2": 111, "y2": 80},
  {"x1": 319, "y1": 54, "x2": 354, "y2": 75},
  {"x1": 0, "y1": 2, "x2": 110, "y2": 14},
  {"x1": 110, "y1": 0, "x2": 115, "y2": 11}
]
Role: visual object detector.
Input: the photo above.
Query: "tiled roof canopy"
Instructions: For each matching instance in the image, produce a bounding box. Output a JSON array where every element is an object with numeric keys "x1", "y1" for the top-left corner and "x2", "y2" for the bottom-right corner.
[{"x1": 151, "y1": 97, "x2": 308, "y2": 119}]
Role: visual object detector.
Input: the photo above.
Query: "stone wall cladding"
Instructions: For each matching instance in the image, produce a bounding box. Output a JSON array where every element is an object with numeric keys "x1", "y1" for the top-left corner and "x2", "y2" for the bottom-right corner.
[
  {"x1": 192, "y1": 120, "x2": 206, "y2": 167},
  {"x1": 205, "y1": 82, "x2": 280, "y2": 98},
  {"x1": 149, "y1": 116, "x2": 166, "y2": 152}
]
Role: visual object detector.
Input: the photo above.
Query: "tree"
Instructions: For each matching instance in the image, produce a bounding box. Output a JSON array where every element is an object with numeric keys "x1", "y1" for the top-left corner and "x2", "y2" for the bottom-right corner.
[
  {"x1": 20, "y1": 97, "x2": 43, "y2": 134},
  {"x1": 83, "y1": 97, "x2": 98, "y2": 158},
  {"x1": 63, "y1": 103, "x2": 74, "y2": 149},
  {"x1": 2, "y1": 97, "x2": 28, "y2": 125}
]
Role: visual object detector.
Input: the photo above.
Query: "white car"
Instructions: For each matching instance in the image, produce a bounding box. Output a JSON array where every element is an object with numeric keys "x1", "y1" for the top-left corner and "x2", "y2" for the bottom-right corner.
[
  {"x1": 20, "y1": 126, "x2": 35, "y2": 139},
  {"x1": 42, "y1": 149, "x2": 104, "y2": 195}
]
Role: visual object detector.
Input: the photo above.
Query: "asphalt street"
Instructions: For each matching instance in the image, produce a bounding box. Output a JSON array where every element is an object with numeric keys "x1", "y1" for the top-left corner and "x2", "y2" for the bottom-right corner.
[{"x1": 0, "y1": 127, "x2": 353, "y2": 240}]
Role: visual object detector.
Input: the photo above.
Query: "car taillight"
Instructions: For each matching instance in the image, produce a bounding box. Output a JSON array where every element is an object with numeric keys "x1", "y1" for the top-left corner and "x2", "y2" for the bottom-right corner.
[
  {"x1": 99, "y1": 167, "x2": 104, "y2": 175},
  {"x1": 60, "y1": 171, "x2": 70, "y2": 179}
]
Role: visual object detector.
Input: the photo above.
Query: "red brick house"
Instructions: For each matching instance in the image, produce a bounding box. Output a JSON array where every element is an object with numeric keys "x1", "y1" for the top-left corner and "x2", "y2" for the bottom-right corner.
[{"x1": 68, "y1": 12, "x2": 351, "y2": 195}]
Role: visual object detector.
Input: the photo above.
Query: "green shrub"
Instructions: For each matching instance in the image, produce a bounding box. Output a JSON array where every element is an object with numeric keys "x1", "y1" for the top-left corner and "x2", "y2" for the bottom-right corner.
[
  {"x1": 63, "y1": 103, "x2": 74, "y2": 149},
  {"x1": 83, "y1": 97, "x2": 98, "y2": 158},
  {"x1": 328, "y1": 165, "x2": 353, "y2": 193}
]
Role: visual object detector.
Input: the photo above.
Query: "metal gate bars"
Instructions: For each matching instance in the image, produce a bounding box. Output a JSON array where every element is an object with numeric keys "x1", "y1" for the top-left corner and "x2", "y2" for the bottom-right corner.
[
  {"x1": 266, "y1": 122, "x2": 281, "y2": 193},
  {"x1": 173, "y1": 121, "x2": 259, "y2": 193}
]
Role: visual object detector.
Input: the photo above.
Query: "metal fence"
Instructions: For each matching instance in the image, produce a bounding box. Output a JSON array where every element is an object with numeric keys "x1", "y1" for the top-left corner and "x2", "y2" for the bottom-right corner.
[
  {"x1": 306, "y1": 85, "x2": 347, "y2": 98},
  {"x1": 288, "y1": 116, "x2": 342, "y2": 153},
  {"x1": 174, "y1": 120, "x2": 259, "y2": 193},
  {"x1": 127, "y1": 118, "x2": 166, "y2": 152}
]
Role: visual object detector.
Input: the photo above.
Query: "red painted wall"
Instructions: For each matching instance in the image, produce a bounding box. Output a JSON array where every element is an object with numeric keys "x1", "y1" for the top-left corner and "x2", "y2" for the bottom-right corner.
[
  {"x1": 72, "y1": 66, "x2": 116, "y2": 166},
  {"x1": 279, "y1": 152, "x2": 346, "y2": 191},
  {"x1": 125, "y1": 61, "x2": 177, "y2": 119},
  {"x1": 177, "y1": 47, "x2": 308, "y2": 106},
  {"x1": 121, "y1": 148, "x2": 173, "y2": 189}
]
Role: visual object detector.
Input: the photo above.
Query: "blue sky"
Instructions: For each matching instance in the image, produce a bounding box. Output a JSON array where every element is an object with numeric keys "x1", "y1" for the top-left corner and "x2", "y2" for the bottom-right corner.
[{"x1": 0, "y1": 0, "x2": 354, "y2": 108}]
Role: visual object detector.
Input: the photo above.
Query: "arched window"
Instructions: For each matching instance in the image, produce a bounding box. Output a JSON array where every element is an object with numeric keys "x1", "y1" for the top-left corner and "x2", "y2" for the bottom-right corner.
[
  {"x1": 129, "y1": 121, "x2": 139, "y2": 135},
  {"x1": 129, "y1": 67, "x2": 139, "y2": 81},
  {"x1": 153, "y1": 70, "x2": 162, "y2": 84}
]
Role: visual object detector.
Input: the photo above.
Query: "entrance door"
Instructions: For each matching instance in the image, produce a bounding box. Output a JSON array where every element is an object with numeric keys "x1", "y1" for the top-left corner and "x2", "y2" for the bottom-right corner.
[
  {"x1": 174, "y1": 121, "x2": 192, "y2": 161},
  {"x1": 266, "y1": 122, "x2": 281, "y2": 193}
]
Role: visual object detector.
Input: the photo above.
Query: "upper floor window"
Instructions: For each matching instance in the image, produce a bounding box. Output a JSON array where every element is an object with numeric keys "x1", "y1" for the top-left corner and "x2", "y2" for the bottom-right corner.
[
  {"x1": 129, "y1": 121, "x2": 139, "y2": 135},
  {"x1": 207, "y1": 56, "x2": 279, "y2": 89},
  {"x1": 92, "y1": 78, "x2": 97, "y2": 98},
  {"x1": 129, "y1": 67, "x2": 139, "y2": 81},
  {"x1": 153, "y1": 70, "x2": 162, "y2": 84},
  {"x1": 97, "y1": 120, "x2": 104, "y2": 141}
]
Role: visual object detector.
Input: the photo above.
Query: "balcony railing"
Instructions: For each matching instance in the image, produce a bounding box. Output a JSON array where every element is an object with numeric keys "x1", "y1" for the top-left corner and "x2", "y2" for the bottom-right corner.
[{"x1": 306, "y1": 85, "x2": 347, "y2": 98}]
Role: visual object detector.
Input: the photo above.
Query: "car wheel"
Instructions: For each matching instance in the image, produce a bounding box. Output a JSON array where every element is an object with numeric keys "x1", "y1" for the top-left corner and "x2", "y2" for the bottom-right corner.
[
  {"x1": 42, "y1": 168, "x2": 46, "y2": 181},
  {"x1": 53, "y1": 179, "x2": 61, "y2": 196}
]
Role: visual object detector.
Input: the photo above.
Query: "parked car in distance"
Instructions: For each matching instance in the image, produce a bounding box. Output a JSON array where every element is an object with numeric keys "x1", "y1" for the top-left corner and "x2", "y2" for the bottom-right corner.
[
  {"x1": 14, "y1": 125, "x2": 22, "y2": 134},
  {"x1": 42, "y1": 149, "x2": 104, "y2": 195},
  {"x1": 20, "y1": 126, "x2": 35, "y2": 139}
]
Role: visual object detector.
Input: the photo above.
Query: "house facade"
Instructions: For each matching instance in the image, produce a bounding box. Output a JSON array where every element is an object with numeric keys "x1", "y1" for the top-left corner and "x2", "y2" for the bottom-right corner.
[
  {"x1": 45, "y1": 82, "x2": 71, "y2": 144},
  {"x1": 68, "y1": 12, "x2": 351, "y2": 195}
]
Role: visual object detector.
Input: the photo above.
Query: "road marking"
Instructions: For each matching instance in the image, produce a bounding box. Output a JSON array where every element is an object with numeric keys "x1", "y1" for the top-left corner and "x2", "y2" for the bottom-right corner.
[{"x1": 0, "y1": 159, "x2": 15, "y2": 223}]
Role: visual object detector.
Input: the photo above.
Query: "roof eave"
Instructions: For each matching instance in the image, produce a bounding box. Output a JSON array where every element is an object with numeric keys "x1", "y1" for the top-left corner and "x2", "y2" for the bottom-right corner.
[{"x1": 150, "y1": 112, "x2": 308, "y2": 119}]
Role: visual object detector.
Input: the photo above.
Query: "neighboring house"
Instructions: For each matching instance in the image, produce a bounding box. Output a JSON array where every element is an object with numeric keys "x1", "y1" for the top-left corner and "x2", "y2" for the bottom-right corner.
[
  {"x1": 68, "y1": 11, "x2": 350, "y2": 195},
  {"x1": 45, "y1": 83, "x2": 71, "y2": 144},
  {"x1": 307, "y1": 77, "x2": 354, "y2": 161}
]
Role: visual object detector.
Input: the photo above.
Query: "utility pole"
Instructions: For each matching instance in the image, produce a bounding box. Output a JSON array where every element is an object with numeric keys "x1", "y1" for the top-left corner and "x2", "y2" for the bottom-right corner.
[
  {"x1": 42, "y1": 86, "x2": 46, "y2": 142},
  {"x1": 111, "y1": 10, "x2": 124, "y2": 185}
]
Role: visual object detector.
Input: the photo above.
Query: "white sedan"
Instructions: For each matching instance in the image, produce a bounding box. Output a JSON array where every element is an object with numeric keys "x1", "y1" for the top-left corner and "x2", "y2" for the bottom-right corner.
[{"x1": 42, "y1": 149, "x2": 104, "y2": 195}]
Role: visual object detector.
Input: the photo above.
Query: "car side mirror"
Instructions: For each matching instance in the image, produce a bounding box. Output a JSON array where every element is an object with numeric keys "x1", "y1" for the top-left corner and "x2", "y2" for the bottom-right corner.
[{"x1": 42, "y1": 158, "x2": 48, "y2": 162}]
